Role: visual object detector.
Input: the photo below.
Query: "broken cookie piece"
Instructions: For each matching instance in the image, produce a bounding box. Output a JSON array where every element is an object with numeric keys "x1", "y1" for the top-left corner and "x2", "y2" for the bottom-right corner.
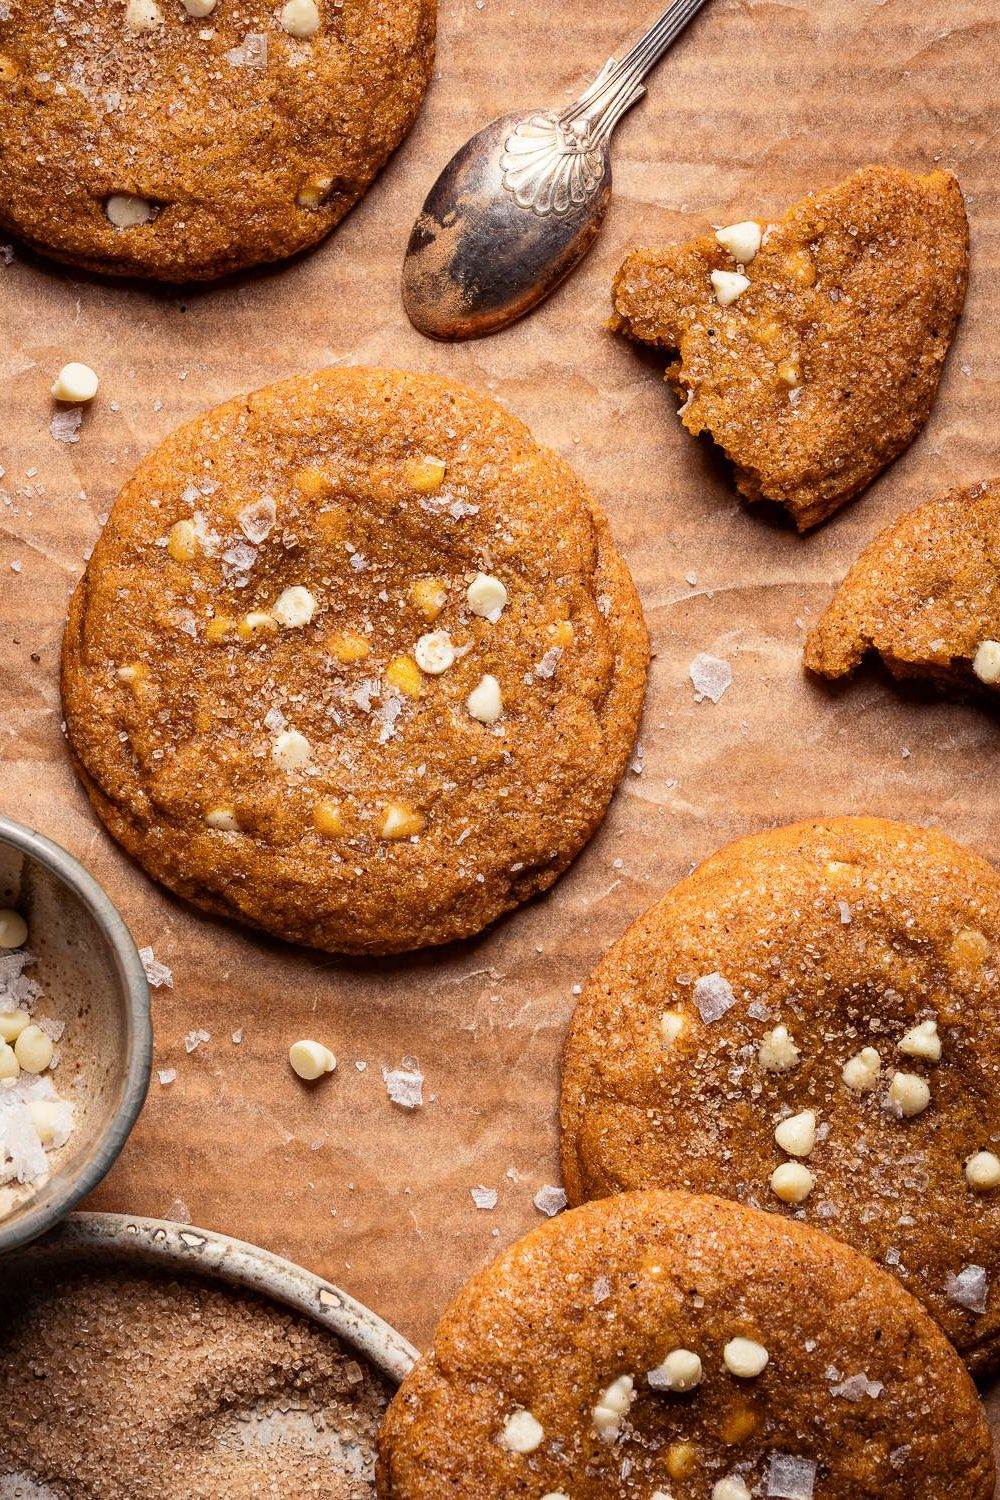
[
  {"x1": 611, "y1": 166, "x2": 969, "y2": 530},
  {"x1": 805, "y1": 477, "x2": 1000, "y2": 696}
]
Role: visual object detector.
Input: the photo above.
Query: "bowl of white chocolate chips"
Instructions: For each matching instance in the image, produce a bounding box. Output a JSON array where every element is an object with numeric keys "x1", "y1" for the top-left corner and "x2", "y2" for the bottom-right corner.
[{"x1": 0, "y1": 816, "x2": 151, "y2": 1254}]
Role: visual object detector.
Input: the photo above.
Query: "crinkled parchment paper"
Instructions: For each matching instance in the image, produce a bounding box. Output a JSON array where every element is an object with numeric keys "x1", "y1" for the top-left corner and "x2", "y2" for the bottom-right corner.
[{"x1": 0, "y1": 0, "x2": 998, "y2": 1460}]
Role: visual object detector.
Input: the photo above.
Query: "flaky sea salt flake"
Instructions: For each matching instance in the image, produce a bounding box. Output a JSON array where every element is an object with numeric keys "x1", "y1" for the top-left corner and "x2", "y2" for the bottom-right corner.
[
  {"x1": 689, "y1": 651, "x2": 732, "y2": 703},
  {"x1": 767, "y1": 1452, "x2": 817, "y2": 1498},
  {"x1": 471, "y1": 1185, "x2": 498, "y2": 1210},
  {"x1": 139, "y1": 947, "x2": 173, "y2": 989},
  {"x1": 533, "y1": 1184, "x2": 567, "y2": 1217},
  {"x1": 945, "y1": 1264, "x2": 988, "y2": 1313},
  {"x1": 693, "y1": 971, "x2": 736, "y2": 1023},
  {"x1": 384, "y1": 1066, "x2": 423, "y2": 1110}
]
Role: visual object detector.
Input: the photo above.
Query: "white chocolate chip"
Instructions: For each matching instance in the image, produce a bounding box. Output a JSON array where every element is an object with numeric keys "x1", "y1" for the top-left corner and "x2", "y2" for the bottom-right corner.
[
  {"x1": 273, "y1": 585, "x2": 316, "y2": 628},
  {"x1": 51, "y1": 362, "x2": 99, "y2": 404},
  {"x1": 272, "y1": 728, "x2": 312, "y2": 770},
  {"x1": 467, "y1": 572, "x2": 508, "y2": 620},
  {"x1": 288, "y1": 1039, "x2": 336, "y2": 1081},
  {"x1": 757, "y1": 1024, "x2": 800, "y2": 1072},
  {"x1": 181, "y1": 0, "x2": 216, "y2": 13},
  {"x1": 0, "y1": 909, "x2": 28, "y2": 949},
  {"x1": 0, "y1": 1043, "x2": 19, "y2": 1080},
  {"x1": 467, "y1": 674, "x2": 503, "y2": 724},
  {"x1": 14, "y1": 1024, "x2": 53, "y2": 1075},
  {"x1": 125, "y1": 0, "x2": 162, "y2": 30},
  {"x1": 972, "y1": 640, "x2": 1000, "y2": 686},
  {"x1": 715, "y1": 221, "x2": 762, "y2": 263},
  {"x1": 591, "y1": 1374, "x2": 635, "y2": 1437},
  {"x1": 713, "y1": 1479, "x2": 751, "y2": 1500},
  {"x1": 280, "y1": 0, "x2": 320, "y2": 35},
  {"x1": 541, "y1": 1495, "x2": 569, "y2": 1500},
  {"x1": 723, "y1": 1337, "x2": 769, "y2": 1378},
  {"x1": 965, "y1": 1151, "x2": 1000, "y2": 1191},
  {"x1": 888, "y1": 1071, "x2": 931, "y2": 1118},
  {"x1": 770, "y1": 1161, "x2": 815, "y2": 1204},
  {"x1": 842, "y1": 1046, "x2": 881, "y2": 1092},
  {"x1": 414, "y1": 630, "x2": 455, "y2": 675},
  {"x1": 0, "y1": 1011, "x2": 30, "y2": 1043},
  {"x1": 27, "y1": 1099, "x2": 66, "y2": 1145},
  {"x1": 499, "y1": 1409, "x2": 544, "y2": 1454},
  {"x1": 660, "y1": 1009, "x2": 686, "y2": 1045},
  {"x1": 774, "y1": 1108, "x2": 816, "y2": 1158},
  {"x1": 105, "y1": 193, "x2": 156, "y2": 228},
  {"x1": 898, "y1": 1019, "x2": 941, "y2": 1062},
  {"x1": 710, "y1": 269, "x2": 750, "y2": 306},
  {"x1": 205, "y1": 808, "x2": 239, "y2": 831},
  {"x1": 647, "y1": 1348, "x2": 702, "y2": 1393}
]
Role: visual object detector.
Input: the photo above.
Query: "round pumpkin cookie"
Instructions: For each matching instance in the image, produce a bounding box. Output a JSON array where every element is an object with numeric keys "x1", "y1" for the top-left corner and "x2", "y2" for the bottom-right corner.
[
  {"x1": 560, "y1": 817, "x2": 1000, "y2": 1374},
  {"x1": 377, "y1": 1190, "x2": 996, "y2": 1499},
  {"x1": 61, "y1": 367, "x2": 649, "y2": 955},
  {"x1": 0, "y1": 0, "x2": 435, "y2": 281}
]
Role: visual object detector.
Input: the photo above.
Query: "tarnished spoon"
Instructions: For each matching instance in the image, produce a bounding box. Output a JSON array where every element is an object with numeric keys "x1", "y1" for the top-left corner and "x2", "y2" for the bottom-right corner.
[{"x1": 402, "y1": 0, "x2": 713, "y2": 341}]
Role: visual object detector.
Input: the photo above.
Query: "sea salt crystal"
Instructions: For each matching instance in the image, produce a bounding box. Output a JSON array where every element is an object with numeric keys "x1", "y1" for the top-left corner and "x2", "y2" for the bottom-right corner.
[
  {"x1": 237, "y1": 495, "x2": 276, "y2": 544},
  {"x1": 593, "y1": 1275, "x2": 612, "y2": 1303},
  {"x1": 263, "y1": 706, "x2": 287, "y2": 733},
  {"x1": 221, "y1": 540, "x2": 257, "y2": 579},
  {"x1": 184, "y1": 1029, "x2": 210, "y2": 1054},
  {"x1": 50, "y1": 408, "x2": 83, "y2": 444},
  {"x1": 449, "y1": 499, "x2": 479, "y2": 519},
  {"x1": 689, "y1": 652, "x2": 732, "y2": 703},
  {"x1": 470, "y1": 1185, "x2": 498, "y2": 1210},
  {"x1": 533, "y1": 1184, "x2": 567, "y2": 1217},
  {"x1": 534, "y1": 648, "x2": 562, "y2": 680},
  {"x1": 693, "y1": 972, "x2": 736, "y2": 1023},
  {"x1": 158, "y1": 1068, "x2": 176, "y2": 1086},
  {"x1": 830, "y1": 1373, "x2": 883, "y2": 1401},
  {"x1": 377, "y1": 690, "x2": 404, "y2": 744},
  {"x1": 945, "y1": 1264, "x2": 988, "y2": 1313},
  {"x1": 0, "y1": 1101, "x2": 48, "y2": 1184},
  {"x1": 767, "y1": 1453, "x2": 817, "y2": 1498},
  {"x1": 231, "y1": 1029, "x2": 244, "y2": 1045},
  {"x1": 838, "y1": 899, "x2": 851, "y2": 924},
  {"x1": 227, "y1": 31, "x2": 267, "y2": 66},
  {"x1": 0, "y1": 951, "x2": 41, "y2": 1010},
  {"x1": 139, "y1": 947, "x2": 173, "y2": 989},
  {"x1": 37, "y1": 1016, "x2": 65, "y2": 1043},
  {"x1": 384, "y1": 1066, "x2": 423, "y2": 1110}
]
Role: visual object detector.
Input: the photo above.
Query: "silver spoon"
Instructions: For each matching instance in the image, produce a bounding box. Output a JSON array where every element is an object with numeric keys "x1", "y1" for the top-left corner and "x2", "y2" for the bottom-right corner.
[{"x1": 402, "y1": 0, "x2": 712, "y2": 341}]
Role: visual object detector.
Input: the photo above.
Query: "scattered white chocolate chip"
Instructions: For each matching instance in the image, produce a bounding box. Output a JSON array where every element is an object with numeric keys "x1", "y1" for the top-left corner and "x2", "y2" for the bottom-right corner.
[
  {"x1": 770, "y1": 1161, "x2": 815, "y2": 1204},
  {"x1": 647, "y1": 1348, "x2": 703, "y2": 1393},
  {"x1": 273, "y1": 585, "x2": 316, "y2": 628},
  {"x1": 888, "y1": 1071, "x2": 931, "y2": 1119},
  {"x1": 723, "y1": 1337, "x2": 769, "y2": 1378},
  {"x1": 205, "y1": 808, "x2": 239, "y2": 831},
  {"x1": 0, "y1": 910, "x2": 28, "y2": 949},
  {"x1": 288, "y1": 1039, "x2": 336, "y2": 1081},
  {"x1": 965, "y1": 1151, "x2": 1000, "y2": 1191},
  {"x1": 898, "y1": 1019, "x2": 941, "y2": 1062},
  {"x1": 499, "y1": 1409, "x2": 544, "y2": 1454},
  {"x1": 125, "y1": 0, "x2": 162, "y2": 30},
  {"x1": 181, "y1": 0, "x2": 216, "y2": 13},
  {"x1": 0, "y1": 1042, "x2": 19, "y2": 1080},
  {"x1": 0, "y1": 1011, "x2": 30, "y2": 1043},
  {"x1": 51, "y1": 362, "x2": 99, "y2": 404},
  {"x1": 105, "y1": 193, "x2": 156, "y2": 228},
  {"x1": 414, "y1": 630, "x2": 455, "y2": 675},
  {"x1": 14, "y1": 1024, "x2": 54, "y2": 1075},
  {"x1": 272, "y1": 728, "x2": 312, "y2": 770},
  {"x1": 715, "y1": 221, "x2": 762, "y2": 263},
  {"x1": 841, "y1": 1046, "x2": 881, "y2": 1093},
  {"x1": 758, "y1": 1024, "x2": 800, "y2": 1072},
  {"x1": 774, "y1": 1109, "x2": 816, "y2": 1158},
  {"x1": 972, "y1": 639, "x2": 1000, "y2": 686},
  {"x1": 660, "y1": 1009, "x2": 686, "y2": 1045},
  {"x1": 591, "y1": 1374, "x2": 635, "y2": 1437},
  {"x1": 467, "y1": 674, "x2": 503, "y2": 724},
  {"x1": 26, "y1": 1099, "x2": 66, "y2": 1146},
  {"x1": 467, "y1": 572, "x2": 508, "y2": 620},
  {"x1": 280, "y1": 0, "x2": 320, "y2": 35},
  {"x1": 711, "y1": 269, "x2": 750, "y2": 306},
  {"x1": 713, "y1": 1479, "x2": 751, "y2": 1500}
]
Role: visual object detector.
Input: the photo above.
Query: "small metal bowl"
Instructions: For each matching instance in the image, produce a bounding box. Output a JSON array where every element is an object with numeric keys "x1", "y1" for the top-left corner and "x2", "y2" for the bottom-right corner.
[{"x1": 0, "y1": 817, "x2": 152, "y2": 1254}]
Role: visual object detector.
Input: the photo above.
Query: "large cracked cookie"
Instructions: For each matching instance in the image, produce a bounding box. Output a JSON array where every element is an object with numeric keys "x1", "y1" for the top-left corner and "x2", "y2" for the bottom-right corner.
[
  {"x1": 561, "y1": 817, "x2": 1000, "y2": 1374},
  {"x1": 61, "y1": 368, "x2": 649, "y2": 954},
  {"x1": 805, "y1": 477, "x2": 1000, "y2": 698},
  {"x1": 612, "y1": 166, "x2": 969, "y2": 530},
  {"x1": 377, "y1": 1190, "x2": 996, "y2": 1499}
]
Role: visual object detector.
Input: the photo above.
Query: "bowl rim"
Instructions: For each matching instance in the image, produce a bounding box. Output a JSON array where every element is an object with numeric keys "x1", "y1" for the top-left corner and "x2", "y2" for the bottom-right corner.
[
  {"x1": 0, "y1": 816, "x2": 152, "y2": 1255},
  {"x1": 4, "y1": 1208, "x2": 419, "y2": 1383}
]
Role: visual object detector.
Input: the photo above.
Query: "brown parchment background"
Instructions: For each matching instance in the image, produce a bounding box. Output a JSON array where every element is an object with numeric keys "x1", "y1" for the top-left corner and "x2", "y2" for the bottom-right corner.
[{"x1": 2, "y1": 0, "x2": 1000, "y2": 1464}]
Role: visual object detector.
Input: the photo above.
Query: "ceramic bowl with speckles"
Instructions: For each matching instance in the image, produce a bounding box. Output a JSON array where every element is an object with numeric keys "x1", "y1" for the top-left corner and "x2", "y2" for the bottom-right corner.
[{"x1": 0, "y1": 817, "x2": 151, "y2": 1254}]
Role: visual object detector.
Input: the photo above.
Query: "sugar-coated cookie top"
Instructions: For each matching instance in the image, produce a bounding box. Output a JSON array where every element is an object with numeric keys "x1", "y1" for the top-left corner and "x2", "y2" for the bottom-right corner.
[
  {"x1": 61, "y1": 367, "x2": 648, "y2": 954},
  {"x1": 0, "y1": 0, "x2": 435, "y2": 279},
  {"x1": 378, "y1": 1190, "x2": 996, "y2": 1499},
  {"x1": 561, "y1": 817, "x2": 1000, "y2": 1372},
  {"x1": 612, "y1": 167, "x2": 968, "y2": 530}
]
